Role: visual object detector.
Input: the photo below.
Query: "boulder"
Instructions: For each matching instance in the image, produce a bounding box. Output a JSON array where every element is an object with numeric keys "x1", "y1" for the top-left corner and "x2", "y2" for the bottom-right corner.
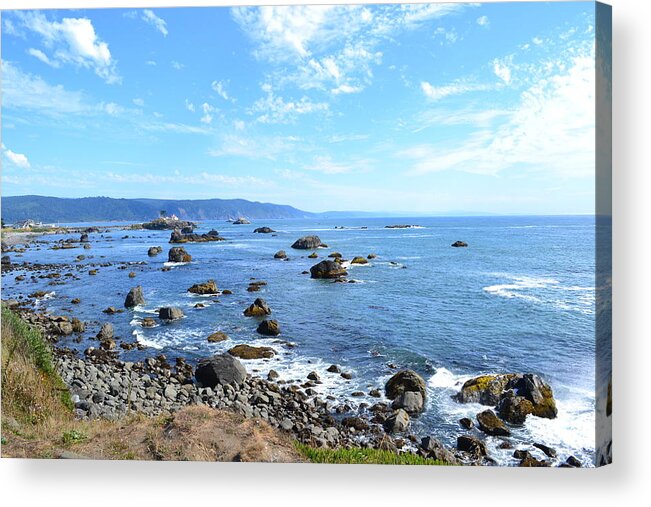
[
  {"x1": 476, "y1": 409, "x2": 511, "y2": 436},
  {"x1": 454, "y1": 374, "x2": 515, "y2": 405},
  {"x1": 141, "y1": 317, "x2": 156, "y2": 328},
  {"x1": 308, "y1": 252, "x2": 318, "y2": 259},
  {"x1": 383, "y1": 409, "x2": 410, "y2": 433},
  {"x1": 451, "y1": 241, "x2": 468, "y2": 247},
  {"x1": 71, "y1": 318, "x2": 85, "y2": 333},
  {"x1": 391, "y1": 391, "x2": 424, "y2": 414},
  {"x1": 243, "y1": 298, "x2": 272, "y2": 317},
  {"x1": 328, "y1": 252, "x2": 342, "y2": 258},
  {"x1": 385, "y1": 369, "x2": 427, "y2": 401},
  {"x1": 459, "y1": 417, "x2": 474, "y2": 429},
  {"x1": 367, "y1": 253, "x2": 377, "y2": 259},
  {"x1": 420, "y1": 437, "x2": 459, "y2": 464},
  {"x1": 310, "y1": 260, "x2": 348, "y2": 279},
  {"x1": 228, "y1": 344, "x2": 276, "y2": 359},
  {"x1": 124, "y1": 286, "x2": 145, "y2": 308},
  {"x1": 291, "y1": 235, "x2": 322, "y2": 249},
  {"x1": 327, "y1": 364, "x2": 341, "y2": 373},
  {"x1": 207, "y1": 331, "x2": 228, "y2": 343},
  {"x1": 96, "y1": 323, "x2": 114, "y2": 341},
  {"x1": 496, "y1": 394, "x2": 535, "y2": 424},
  {"x1": 147, "y1": 246, "x2": 163, "y2": 256},
  {"x1": 170, "y1": 229, "x2": 184, "y2": 243},
  {"x1": 80, "y1": 233, "x2": 89, "y2": 243},
  {"x1": 168, "y1": 247, "x2": 192, "y2": 263},
  {"x1": 232, "y1": 218, "x2": 251, "y2": 225},
  {"x1": 1, "y1": 255, "x2": 11, "y2": 266},
  {"x1": 351, "y1": 256, "x2": 368, "y2": 265},
  {"x1": 188, "y1": 280, "x2": 218, "y2": 295},
  {"x1": 457, "y1": 435, "x2": 487, "y2": 458},
  {"x1": 142, "y1": 217, "x2": 195, "y2": 231},
  {"x1": 533, "y1": 442, "x2": 557, "y2": 458},
  {"x1": 195, "y1": 354, "x2": 247, "y2": 388},
  {"x1": 254, "y1": 227, "x2": 275, "y2": 233},
  {"x1": 274, "y1": 250, "x2": 287, "y2": 259},
  {"x1": 257, "y1": 319, "x2": 280, "y2": 336},
  {"x1": 158, "y1": 307, "x2": 184, "y2": 320}
]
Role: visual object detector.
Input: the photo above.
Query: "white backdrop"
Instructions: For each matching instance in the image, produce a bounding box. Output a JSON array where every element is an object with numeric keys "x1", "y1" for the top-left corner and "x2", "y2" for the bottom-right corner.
[{"x1": 1, "y1": 0, "x2": 649, "y2": 505}]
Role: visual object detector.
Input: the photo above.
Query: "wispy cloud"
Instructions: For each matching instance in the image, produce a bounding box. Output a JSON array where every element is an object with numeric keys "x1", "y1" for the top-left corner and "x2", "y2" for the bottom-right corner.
[
  {"x1": 26, "y1": 48, "x2": 60, "y2": 67},
  {"x1": 249, "y1": 89, "x2": 328, "y2": 124},
  {"x1": 493, "y1": 57, "x2": 513, "y2": 85},
  {"x1": 142, "y1": 9, "x2": 168, "y2": 37},
  {"x1": 420, "y1": 81, "x2": 491, "y2": 101},
  {"x1": 476, "y1": 15, "x2": 490, "y2": 27},
  {"x1": 10, "y1": 11, "x2": 120, "y2": 84},
  {"x1": 211, "y1": 80, "x2": 232, "y2": 101},
  {"x1": 171, "y1": 60, "x2": 184, "y2": 70}
]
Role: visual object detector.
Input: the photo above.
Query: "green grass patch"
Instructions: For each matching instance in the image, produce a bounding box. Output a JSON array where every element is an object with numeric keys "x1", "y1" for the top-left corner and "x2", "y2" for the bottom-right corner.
[
  {"x1": 62, "y1": 430, "x2": 87, "y2": 446},
  {"x1": 295, "y1": 443, "x2": 449, "y2": 466},
  {"x1": 2, "y1": 306, "x2": 55, "y2": 375}
]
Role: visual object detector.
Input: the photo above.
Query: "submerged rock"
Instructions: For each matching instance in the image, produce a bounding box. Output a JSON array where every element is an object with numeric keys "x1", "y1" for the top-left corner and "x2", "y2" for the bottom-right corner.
[
  {"x1": 124, "y1": 286, "x2": 145, "y2": 308},
  {"x1": 188, "y1": 280, "x2": 218, "y2": 295},
  {"x1": 195, "y1": 354, "x2": 247, "y2": 388},
  {"x1": 310, "y1": 260, "x2": 347, "y2": 279},
  {"x1": 228, "y1": 344, "x2": 276, "y2": 359},
  {"x1": 291, "y1": 235, "x2": 323, "y2": 249}
]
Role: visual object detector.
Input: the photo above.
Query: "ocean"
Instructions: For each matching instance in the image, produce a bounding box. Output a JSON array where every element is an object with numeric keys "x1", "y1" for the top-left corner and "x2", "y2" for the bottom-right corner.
[{"x1": 1, "y1": 215, "x2": 598, "y2": 466}]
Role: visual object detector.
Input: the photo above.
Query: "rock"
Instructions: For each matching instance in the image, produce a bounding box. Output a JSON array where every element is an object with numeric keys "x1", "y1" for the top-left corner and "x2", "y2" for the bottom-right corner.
[
  {"x1": 383, "y1": 409, "x2": 410, "y2": 433},
  {"x1": 148, "y1": 246, "x2": 163, "y2": 256},
  {"x1": 385, "y1": 370, "x2": 427, "y2": 401},
  {"x1": 158, "y1": 307, "x2": 184, "y2": 320},
  {"x1": 142, "y1": 217, "x2": 195, "y2": 231},
  {"x1": 103, "y1": 306, "x2": 119, "y2": 314},
  {"x1": 391, "y1": 391, "x2": 424, "y2": 414},
  {"x1": 1, "y1": 255, "x2": 12, "y2": 266},
  {"x1": 328, "y1": 252, "x2": 342, "y2": 258},
  {"x1": 307, "y1": 371, "x2": 320, "y2": 382},
  {"x1": 496, "y1": 394, "x2": 535, "y2": 424},
  {"x1": 80, "y1": 233, "x2": 89, "y2": 243},
  {"x1": 188, "y1": 280, "x2": 218, "y2": 295},
  {"x1": 96, "y1": 323, "x2": 114, "y2": 341},
  {"x1": 274, "y1": 250, "x2": 287, "y2": 259},
  {"x1": 256, "y1": 319, "x2": 280, "y2": 336},
  {"x1": 254, "y1": 227, "x2": 275, "y2": 233},
  {"x1": 83, "y1": 244, "x2": 91, "y2": 249},
  {"x1": 308, "y1": 252, "x2": 318, "y2": 259},
  {"x1": 207, "y1": 331, "x2": 228, "y2": 343},
  {"x1": 351, "y1": 256, "x2": 368, "y2": 265},
  {"x1": 128, "y1": 272, "x2": 136, "y2": 278},
  {"x1": 310, "y1": 260, "x2": 347, "y2": 279},
  {"x1": 195, "y1": 354, "x2": 247, "y2": 388},
  {"x1": 451, "y1": 241, "x2": 468, "y2": 247},
  {"x1": 367, "y1": 253, "x2": 377, "y2": 259},
  {"x1": 141, "y1": 317, "x2": 156, "y2": 327},
  {"x1": 71, "y1": 298, "x2": 81, "y2": 304},
  {"x1": 533, "y1": 443, "x2": 557, "y2": 458},
  {"x1": 243, "y1": 298, "x2": 272, "y2": 317},
  {"x1": 517, "y1": 451, "x2": 550, "y2": 467},
  {"x1": 454, "y1": 374, "x2": 514, "y2": 405},
  {"x1": 420, "y1": 437, "x2": 458, "y2": 464},
  {"x1": 71, "y1": 318, "x2": 85, "y2": 333},
  {"x1": 222, "y1": 289, "x2": 233, "y2": 295},
  {"x1": 385, "y1": 225, "x2": 419, "y2": 229},
  {"x1": 232, "y1": 218, "x2": 251, "y2": 225},
  {"x1": 565, "y1": 455, "x2": 582, "y2": 468},
  {"x1": 327, "y1": 364, "x2": 341, "y2": 373},
  {"x1": 88, "y1": 270, "x2": 98, "y2": 275},
  {"x1": 124, "y1": 286, "x2": 145, "y2": 308},
  {"x1": 476, "y1": 409, "x2": 511, "y2": 436},
  {"x1": 291, "y1": 235, "x2": 323, "y2": 249},
  {"x1": 100, "y1": 338, "x2": 116, "y2": 350},
  {"x1": 168, "y1": 247, "x2": 192, "y2": 263},
  {"x1": 342, "y1": 417, "x2": 370, "y2": 431},
  {"x1": 228, "y1": 344, "x2": 276, "y2": 359},
  {"x1": 340, "y1": 372, "x2": 353, "y2": 380},
  {"x1": 54, "y1": 321, "x2": 74, "y2": 336},
  {"x1": 457, "y1": 435, "x2": 487, "y2": 458},
  {"x1": 267, "y1": 369, "x2": 279, "y2": 381},
  {"x1": 459, "y1": 417, "x2": 474, "y2": 429}
]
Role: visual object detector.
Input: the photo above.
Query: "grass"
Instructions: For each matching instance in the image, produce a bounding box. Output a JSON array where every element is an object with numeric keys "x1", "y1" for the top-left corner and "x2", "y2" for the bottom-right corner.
[{"x1": 295, "y1": 443, "x2": 450, "y2": 466}]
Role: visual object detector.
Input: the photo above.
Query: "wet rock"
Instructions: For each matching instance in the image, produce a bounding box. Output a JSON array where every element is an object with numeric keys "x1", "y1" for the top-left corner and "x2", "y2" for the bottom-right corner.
[
  {"x1": 385, "y1": 369, "x2": 427, "y2": 401},
  {"x1": 533, "y1": 442, "x2": 557, "y2": 458},
  {"x1": 451, "y1": 241, "x2": 468, "y2": 247},
  {"x1": 141, "y1": 317, "x2": 156, "y2": 328},
  {"x1": 256, "y1": 319, "x2": 280, "y2": 336},
  {"x1": 79, "y1": 233, "x2": 89, "y2": 243},
  {"x1": 367, "y1": 253, "x2": 377, "y2": 259},
  {"x1": 158, "y1": 307, "x2": 184, "y2": 321},
  {"x1": 2, "y1": 255, "x2": 12, "y2": 266},
  {"x1": 188, "y1": 280, "x2": 218, "y2": 295},
  {"x1": 351, "y1": 256, "x2": 368, "y2": 265},
  {"x1": 221, "y1": 289, "x2": 232, "y2": 295},
  {"x1": 71, "y1": 318, "x2": 85, "y2": 333},
  {"x1": 274, "y1": 250, "x2": 287, "y2": 259},
  {"x1": 340, "y1": 372, "x2": 353, "y2": 380},
  {"x1": 476, "y1": 409, "x2": 511, "y2": 436},
  {"x1": 195, "y1": 354, "x2": 247, "y2": 388},
  {"x1": 307, "y1": 371, "x2": 320, "y2": 382},
  {"x1": 342, "y1": 417, "x2": 370, "y2": 431},
  {"x1": 168, "y1": 247, "x2": 192, "y2": 263},
  {"x1": 124, "y1": 286, "x2": 145, "y2": 308},
  {"x1": 243, "y1": 298, "x2": 272, "y2": 317},
  {"x1": 291, "y1": 235, "x2": 323, "y2": 249},
  {"x1": 328, "y1": 252, "x2": 342, "y2": 258},
  {"x1": 128, "y1": 272, "x2": 136, "y2": 278},
  {"x1": 459, "y1": 417, "x2": 474, "y2": 429},
  {"x1": 327, "y1": 364, "x2": 341, "y2": 373},
  {"x1": 496, "y1": 394, "x2": 535, "y2": 424},
  {"x1": 310, "y1": 260, "x2": 347, "y2": 279},
  {"x1": 565, "y1": 455, "x2": 582, "y2": 468},
  {"x1": 254, "y1": 227, "x2": 275, "y2": 233},
  {"x1": 148, "y1": 246, "x2": 163, "y2": 256},
  {"x1": 228, "y1": 344, "x2": 276, "y2": 360},
  {"x1": 420, "y1": 437, "x2": 459, "y2": 464},
  {"x1": 457, "y1": 435, "x2": 487, "y2": 458},
  {"x1": 207, "y1": 331, "x2": 228, "y2": 343},
  {"x1": 232, "y1": 218, "x2": 251, "y2": 225},
  {"x1": 267, "y1": 370, "x2": 279, "y2": 381},
  {"x1": 96, "y1": 323, "x2": 114, "y2": 341},
  {"x1": 71, "y1": 298, "x2": 81, "y2": 304},
  {"x1": 308, "y1": 252, "x2": 318, "y2": 259}
]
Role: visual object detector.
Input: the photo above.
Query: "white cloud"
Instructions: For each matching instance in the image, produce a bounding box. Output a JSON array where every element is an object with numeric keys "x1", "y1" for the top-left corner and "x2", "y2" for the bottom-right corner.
[
  {"x1": 211, "y1": 80, "x2": 232, "y2": 101},
  {"x1": 16, "y1": 12, "x2": 120, "y2": 84},
  {"x1": 185, "y1": 99, "x2": 195, "y2": 112},
  {"x1": 249, "y1": 90, "x2": 328, "y2": 123},
  {"x1": 233, "y1": 119, "x2": 246, "y2": 131},
  {"x1": 132, "y1": 98, "x2": 145, "y2": 107},
  {"x1": 171, "y1": 60, "x2": 184, "y2": 70},
  {"x1": 476, "y1": 15, "x2": 490, "y2": 27},
  {"x1": 420, "y1": 81, "x2": 490, "y2": 101},
  {"x1": 533, "y1": 37, "x2": 543, "y2": 45},
  {"x1": 27, "y1": 48, "x2": 60, "y2": 67},
  {"x1": 3, "y1": 147, "x2": 31, "y2": 168},
  {"x1": 305, "y1": 155, "x2": 369, "y2": 175},
  {"x1": 142, "y1": 9, "x2": 168, "y2": 37},
  {"x1": 493, "y1": 57, "x2": 512, "y2": 85},
  {"x1": 146, "y1": 60, "x2": 157, "y2": 66},
  {"x1": 209, "y1": 133, "x2": 298, "y2": 160},
  {"x1": 433, "y1": 27, "x2": 459, "y2": 45},
  {"x1": 331, "y1": 84, "x2": 364, "y2": 95},
  {"x1": 200, "y1": 103, "x2": 216, "y2": 124}
]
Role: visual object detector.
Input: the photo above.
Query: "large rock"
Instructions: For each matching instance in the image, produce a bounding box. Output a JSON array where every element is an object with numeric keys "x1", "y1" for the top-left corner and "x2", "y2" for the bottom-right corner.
[
  {"x1": 383, "y1": 409, "x2": 410, "y2": 433},
  {"x1": 96, "y1": 323, "x2": 114, "y2": 341},
  {"x1": 228, "y1": 344, "x2": 276, "y2": 359},
  {"x1": 455, "y1": 373, "x2": 557, "y2": 420},
  {"x1": 207, "y1": 331, "x2": 228, "y2": 342},
  {"x1": 385, "y1": 369, "x2": 427, "y2": 401},
  {"x1": 142, "y1": 217, "x2": 195, "y2": 231},
  {"x1": 310, "y1": 260, "x2": 347, "y2": 279},
  {"x1": 168, "y1": 247, "x2": 192, "y2": 263},
  {"x1": 457, "y1": 435, "x2": 487, "y2": 458},
  {"x1": 420, "y1": 437, "x2": 459, "y2": 464},
  {"x1": 158, "y1": 307, "x2": 184, "y2": 320},
  {"x1": 496, "y1": 394, "x2": 535, "y2": 424},
  {"x1": 124, "y1": 286, "x2": 145, "y2": 308},
  {"x1": 233, "y1": 218, "x2": 251, "y2": 225},
  {"x1": 476, "y1": 409, "x2": 511, "y2": 436},
  {"x1": 291, "y1": 235, "x2": 323, "y2": 249},
  {"x1": 195, "y1": 354, "x2": 247, "y2": 388},
  {"x1": 187, "y1": 280, "x2": 218, "y2": 295},
  {"x1": 257, "y1": 319, "x2": 280, "y2": 336},
  {"x1": 254, "y1": 227, "x2": 275, "y2": 233},
  {"x1": 391, "y1": 391, "x2": 424, "y2": 414},
  {"x1": 243, "y1": 298, "x2": 272, "y2": 317}
]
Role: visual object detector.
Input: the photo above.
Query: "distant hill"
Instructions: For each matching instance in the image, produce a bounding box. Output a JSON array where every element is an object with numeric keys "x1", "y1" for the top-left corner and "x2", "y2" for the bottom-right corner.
[{"x1": 1, "y1": 196, "x2": 314, "y2": 224}]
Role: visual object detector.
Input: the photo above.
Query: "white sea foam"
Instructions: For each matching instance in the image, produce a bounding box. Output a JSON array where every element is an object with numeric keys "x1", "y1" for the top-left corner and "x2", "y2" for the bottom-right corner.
[{"x1": 163, "y1": 261, "x2": 189, "y2": 267}]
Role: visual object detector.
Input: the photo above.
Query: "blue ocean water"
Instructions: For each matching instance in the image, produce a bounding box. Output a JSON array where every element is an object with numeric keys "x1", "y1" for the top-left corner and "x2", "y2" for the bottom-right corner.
[{"x1": 2, "y1": 215, "x2": 597, "y2": 465}]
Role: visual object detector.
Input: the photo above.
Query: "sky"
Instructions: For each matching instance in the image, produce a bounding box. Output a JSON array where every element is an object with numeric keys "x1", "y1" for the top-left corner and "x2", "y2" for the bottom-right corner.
[{"x1": 1, "y1": 2, "x2": 599, "y2": 214}]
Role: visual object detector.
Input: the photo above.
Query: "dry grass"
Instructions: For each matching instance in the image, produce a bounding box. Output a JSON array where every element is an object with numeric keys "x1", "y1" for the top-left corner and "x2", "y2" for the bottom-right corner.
[{"x1": 1, "y1": 306, "x2": 303, "y2": 462}]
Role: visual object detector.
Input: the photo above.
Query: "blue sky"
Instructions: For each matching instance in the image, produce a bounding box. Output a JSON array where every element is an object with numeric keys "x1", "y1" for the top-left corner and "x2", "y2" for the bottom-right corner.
[{"x1": 1, "y1": 2, "x2": 598, "y2": 214}]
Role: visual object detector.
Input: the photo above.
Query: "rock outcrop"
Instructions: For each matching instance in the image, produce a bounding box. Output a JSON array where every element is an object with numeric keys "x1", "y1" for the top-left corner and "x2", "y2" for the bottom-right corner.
[
  {"x1": 254, "y1": 227, "x2": 275, "y2": 233},
  {"x1": 124, "y1": 286, "x2": 145, "y2": 308},
  {"x1": 159, "y1": 307, "x2": 184, "y2": 321},
  {"x1": 291, "y1": 236, "x2": 323, "y2": 249},
  {"x1": 142, "y1": 217, "x2": 195, "y2": 231},
  {"x1": 228, "y1": 344, "x2": 276, "y2": 360},
  {"x1": 256, "y1": 319, "x2": 280, "y2": 336},
  {"x1": 168, "y1": 247, "x2": 192, "y2": 263},
  {"x1": 243, "y1": 298, "x2": 272, "y2": 317},
  {"x1": 188, "y1": 280, "x2": 218, "y2": 295},
  {"x1": 451, "y1": 241, "x2": 468, "y2": 247},
  {"x1": 274, "y1": 250, "x2": 287, "y2": 259},
  {"x1": 310, "y1": 260, "x2": 347, "y2": 279}
]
